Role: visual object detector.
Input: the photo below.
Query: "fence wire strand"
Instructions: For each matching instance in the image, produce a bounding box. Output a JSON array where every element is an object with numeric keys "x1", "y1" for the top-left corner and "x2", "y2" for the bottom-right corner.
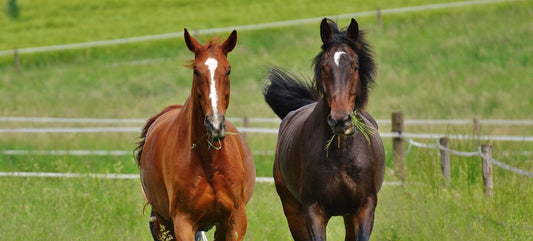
[{"x1": 401, "y1": 134, "x2": 533, "y2": 178}]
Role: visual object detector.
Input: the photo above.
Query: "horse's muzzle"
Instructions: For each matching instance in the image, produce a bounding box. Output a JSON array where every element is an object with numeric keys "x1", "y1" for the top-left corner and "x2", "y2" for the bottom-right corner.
[
  {"x1": 327, "y1": 113, "x2": 354, "y2": 135},
  {"x1": 204, "y1": 114, "x2": 226, "y2": 141}
]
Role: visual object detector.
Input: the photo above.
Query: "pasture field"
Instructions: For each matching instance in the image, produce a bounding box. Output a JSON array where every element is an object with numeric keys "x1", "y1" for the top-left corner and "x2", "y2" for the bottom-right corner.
[
  {"x1": 1, "y1": 0, "x2": 532, "y2": 240},
  {"x1": 2, "y1": 0, "x2": 472, "y2": 50}
]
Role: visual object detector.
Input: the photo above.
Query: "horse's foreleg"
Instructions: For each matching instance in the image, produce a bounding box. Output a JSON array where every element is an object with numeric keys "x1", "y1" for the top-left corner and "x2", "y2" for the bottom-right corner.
[
  {"x1": 343, "y1": 214, "x2": 359, "y2": 241},
  {"x1": 275, "y1": 183, "x2": 310, "y2": 240},
  {"x1": 214, "y1": 204, "x2": 247, "y2": 241},
  {"x1": 149, "y1": 210, "x2": 174, "y2": 241},
  {"x1": 172, "y1": 215, "x2": 195, "y2": 241},
  {"x1": 344, "y1": 197, "x2": 376, "y2": 241},
  {"x1": 304, "y1": 203, "x2": 329, "y2": 241}
]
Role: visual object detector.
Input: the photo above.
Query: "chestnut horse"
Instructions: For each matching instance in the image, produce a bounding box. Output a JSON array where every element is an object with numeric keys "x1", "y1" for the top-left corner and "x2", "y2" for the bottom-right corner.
[
  {"x1": 263, "y1": 18, "x2": 385, "y2": 241},
  {"x1": 136, "y1": 29, "x2": 255, "y2": 241}
]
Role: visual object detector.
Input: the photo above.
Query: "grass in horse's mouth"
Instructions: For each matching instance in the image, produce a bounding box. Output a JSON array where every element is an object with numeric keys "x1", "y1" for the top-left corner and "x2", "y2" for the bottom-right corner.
[
  {"x1": 351, "y1": 110, "x2": 374, "y2": 143},
  {"x1": 206, "y1": 132, "x2": 238, "y2": 150},
  {"x1": 325, "y1": 110, "x2": 374, "y2": 157}
]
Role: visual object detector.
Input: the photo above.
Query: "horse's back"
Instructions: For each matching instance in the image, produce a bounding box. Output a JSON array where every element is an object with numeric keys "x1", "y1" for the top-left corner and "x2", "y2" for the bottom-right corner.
[
  {"x1": 136, "y1": 104, "x2": 182, "y2": 165},
  {"x1": 139, "y1": 105, "x2": 183, "y2": 168},
  {"x1": 277, "y1": 102, "x2": 317, "y2": 161}
]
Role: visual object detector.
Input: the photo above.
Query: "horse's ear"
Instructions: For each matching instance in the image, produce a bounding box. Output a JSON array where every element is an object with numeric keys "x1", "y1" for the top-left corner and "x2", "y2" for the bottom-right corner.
[
  {"x1": 184, "y1": 28, "x2": 201, "y2": 53},
  {"x1": 347, "y1": 18, "x2": 359, "y2": 42},
  {"x1": 221, "y1": 30, "x2": 238, "y2": 54},
  {"x1": 320, "y1": 18, "x2": 333, "y2": 44}
]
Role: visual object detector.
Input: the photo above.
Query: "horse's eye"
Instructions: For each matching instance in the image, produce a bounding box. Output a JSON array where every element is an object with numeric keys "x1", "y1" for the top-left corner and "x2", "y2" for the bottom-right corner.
[
  {"x1": 354, "y1": 66, "x2": 359, "y2": 71},
  {"x1": 226, "y1": 69, "x2": 231, "y2": 76},
  {"x1": 193, "y1": 69, "x2": 200, "y2": 76}
]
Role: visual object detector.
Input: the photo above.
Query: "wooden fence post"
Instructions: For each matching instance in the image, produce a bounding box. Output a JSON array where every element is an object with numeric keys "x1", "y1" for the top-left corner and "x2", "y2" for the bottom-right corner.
[
  {"x1": 14, "y1": 47, "x2": 19, "y2": 69},
  {"x1": 439, "y1": 137, "x2": 450, "y2": 187},
  {"x1": 481, "y1": 144, "x2": 493, "y2": 196},
  {"x1": 392, "y1": 111, "x2": 405, "y2": 182},
  {"x1": 377, "y1": 8, "x2": 382, "y2": 28},
  {"x1": 473, "y1": 116, "x2": 481, "y2": 146},
  {"x1": 242, "y1": 116, "x2": 249, "y2": 139}
]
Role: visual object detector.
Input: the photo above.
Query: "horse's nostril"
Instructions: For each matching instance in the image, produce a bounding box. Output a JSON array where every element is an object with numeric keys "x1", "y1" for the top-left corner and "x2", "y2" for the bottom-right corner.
[
  {"x1": 343, "y1": 115, "x2": 352, "y2": 127},
  {"x1": 327, "y1": 114, "x2": 336, "y2": 126},
  {"x1": 343, "y1": 115, "x2": 350, "y2": 122},
  {"x1": 204, "y1": 116, "x2": 211, "y2": 129}
]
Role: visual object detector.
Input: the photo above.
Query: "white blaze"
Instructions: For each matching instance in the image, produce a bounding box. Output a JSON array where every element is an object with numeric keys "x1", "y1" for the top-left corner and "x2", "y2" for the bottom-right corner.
[
  {"x1": 205, "y1": 58, "x2": 219, "y2": 127},
  {"x1": 334, "y1": 51, "x2": 346, "y2": 66}
]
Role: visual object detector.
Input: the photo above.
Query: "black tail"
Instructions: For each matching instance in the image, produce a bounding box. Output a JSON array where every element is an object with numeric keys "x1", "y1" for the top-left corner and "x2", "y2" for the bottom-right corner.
[{"x1": 263, "y1": 67, "x2": 318, "y2": 119}]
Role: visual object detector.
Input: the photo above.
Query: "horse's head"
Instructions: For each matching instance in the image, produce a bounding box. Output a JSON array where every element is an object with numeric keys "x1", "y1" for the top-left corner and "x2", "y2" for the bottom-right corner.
[
  {"x1": 314, "y1": 18, "x2": 376, "y2": 135},
  {"x1": 184, "y1": 29, "x2": 237, "y2": 141}
]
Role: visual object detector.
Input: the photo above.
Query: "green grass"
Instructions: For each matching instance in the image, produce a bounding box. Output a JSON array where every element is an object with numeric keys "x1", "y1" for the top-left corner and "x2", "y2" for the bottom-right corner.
[
  {"x1": 1, "y1": 0, "x2": 532, "y2": 240},
  {"x1": 3, "y1": 0, "x2": 461, "y2": 50},
  {"x1": 1, "y1": 1, "x2": 531, "y2": 119}
]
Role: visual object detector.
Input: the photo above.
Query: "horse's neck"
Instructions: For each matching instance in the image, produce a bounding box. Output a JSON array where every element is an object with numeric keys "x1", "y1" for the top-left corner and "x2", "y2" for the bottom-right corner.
[
  {"x1": 176, "y1": 96, "x2": 208, "y2": 148},
  {"x1": 309, "y1": 99, "x2": 334, "y2": 137}
]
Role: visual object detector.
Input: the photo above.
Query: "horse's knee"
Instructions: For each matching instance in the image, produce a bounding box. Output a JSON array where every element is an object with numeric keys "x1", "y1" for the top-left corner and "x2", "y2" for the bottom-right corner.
[
  {"x1": 149, "y1": 218, "x2": 159, "y2": 241},
  {"x1": 171, "y1": 216, "x2": 195, "y2": 240},
  {"x1": 149, "y1": 210, "x2": 175, "y2": 241},
  {"x1": 149, "y1": 210, "x2": 161, "y2": 241}
]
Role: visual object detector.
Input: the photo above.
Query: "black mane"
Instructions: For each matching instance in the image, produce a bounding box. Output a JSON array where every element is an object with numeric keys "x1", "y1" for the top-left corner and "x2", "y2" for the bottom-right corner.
[{"x1": 312, "y1": 19, "x2": 376, "y2": 110}]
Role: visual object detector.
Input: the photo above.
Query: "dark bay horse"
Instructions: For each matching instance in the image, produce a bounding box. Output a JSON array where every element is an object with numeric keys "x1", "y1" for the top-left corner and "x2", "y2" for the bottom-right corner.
[
  {"x1": 263, "y1": 18, "x2": 385, "y2": 241},
  {"x1": 136, "y1": 29, "x2": 255, "y2": 241}
]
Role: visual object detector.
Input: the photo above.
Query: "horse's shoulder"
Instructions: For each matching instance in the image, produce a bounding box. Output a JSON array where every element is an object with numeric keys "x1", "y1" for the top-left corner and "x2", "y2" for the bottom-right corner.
[{"x1": 358, "y1": 110, "x2": 378, "y2": 129}]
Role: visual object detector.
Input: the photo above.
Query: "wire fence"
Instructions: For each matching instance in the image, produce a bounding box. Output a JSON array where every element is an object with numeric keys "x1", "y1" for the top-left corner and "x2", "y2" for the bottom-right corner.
[
  {"x1": 0, "y1": 171, "x2": 404, "y2": 187},
  {"x1": 1, "y1": 114, "x2": 531, "y2": 181},
  {"x1": 2, "y1": 116, "x2": 533, "y2": 126},
  {"x1": 403, "y1": 136, "x2": 533, "y2": 178},
  {"x1": 0, "y1": 0, "x2": 516, "y2": 56},
  {"x1": 1, "y1": 126, "x2": 532, "y2": 142}
]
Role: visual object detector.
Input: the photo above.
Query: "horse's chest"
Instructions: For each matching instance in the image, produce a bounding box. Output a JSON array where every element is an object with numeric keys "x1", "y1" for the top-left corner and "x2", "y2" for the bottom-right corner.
[
  {"x1": 302, "y1": 156, "x2": 373, "y2": 213},
  {"x1": 187, "y1": 172, "x2": 241, "y2": 214}
]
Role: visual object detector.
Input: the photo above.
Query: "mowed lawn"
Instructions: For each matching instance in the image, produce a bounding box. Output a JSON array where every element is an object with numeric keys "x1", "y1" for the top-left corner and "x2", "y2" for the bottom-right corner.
[{"x1": 1, "y1": 0, "x2": 532, "y2": 240}]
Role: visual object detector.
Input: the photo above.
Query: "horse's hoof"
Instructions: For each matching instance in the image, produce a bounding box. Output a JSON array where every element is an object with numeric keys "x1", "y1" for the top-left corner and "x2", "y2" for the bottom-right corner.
[{"x1": 195, "y1": 231, "x2": 208, "y2": 241}]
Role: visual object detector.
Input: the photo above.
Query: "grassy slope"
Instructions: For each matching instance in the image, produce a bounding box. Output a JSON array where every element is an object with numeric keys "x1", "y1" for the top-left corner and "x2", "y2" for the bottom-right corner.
[
  {"x1": 3, "y1": 0, "x2": 457, "y2": 50},
  {"x1": 1, "y1": 1, "x2": 531, "y2": 120},
  {"x1": 0, "y1": 1, "x2": 532, "y2": 240}
]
